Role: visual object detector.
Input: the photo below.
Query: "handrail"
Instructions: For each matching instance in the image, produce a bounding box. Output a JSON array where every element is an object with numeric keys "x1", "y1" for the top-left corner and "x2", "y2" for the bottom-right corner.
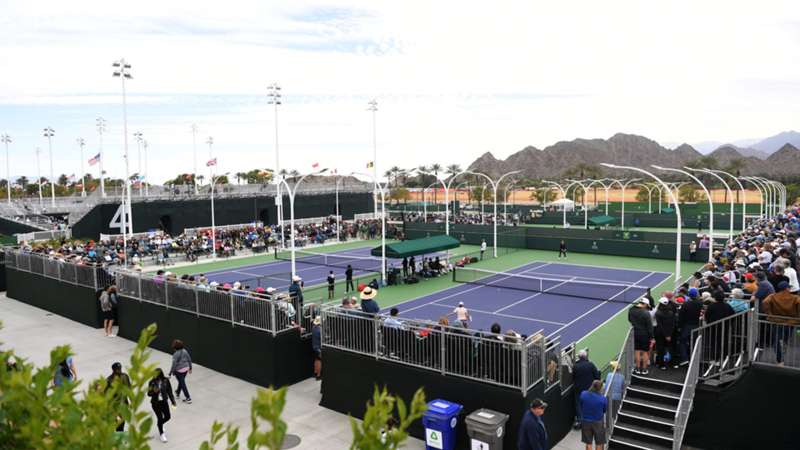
[
  {"x1": 604, "y1": 327, "x2": 633, "y2": 438},
  {"x1": 673, "y1": 334, "x2": 703, "y2": 450}
]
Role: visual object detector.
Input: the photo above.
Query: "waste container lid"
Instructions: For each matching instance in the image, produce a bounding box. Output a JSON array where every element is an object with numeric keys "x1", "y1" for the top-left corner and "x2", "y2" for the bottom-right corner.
[
  {"x1": 466, "y1": 409, "x2": 509, "y2": 427},
  {"x1": 426, "y1": 399, "x2": 464, "y2": 417}
]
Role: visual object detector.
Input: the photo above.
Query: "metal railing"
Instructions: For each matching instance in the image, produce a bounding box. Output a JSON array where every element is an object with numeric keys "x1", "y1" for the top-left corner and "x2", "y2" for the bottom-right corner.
[
  {"x1": 5, "y1": 248, "x2": 115, "y2": 291},
  {"x1": 115, "y1": 269, "x2": 317, "y2": 336},
  {"x1": 16, "y1": 229, "x2": 72, "y2": 243},
  {"x1": 321, "y1": 304, "x2": 552, "y2": 393},
  {"x1": 604, "y1": 328, "x2": 634, "y2": 438},
  {"x1": 183, "y1": 221, "x2": 265, "y2": 236},
  {"x1": 673, "y1": 334, "x2": 702, "y2": 450},
  {"x1": 754, "y1": 312, "x2": 800, "y2": 368},
  {"x1": 692, "y1": 308, "x2": 753, "y2": 381}
]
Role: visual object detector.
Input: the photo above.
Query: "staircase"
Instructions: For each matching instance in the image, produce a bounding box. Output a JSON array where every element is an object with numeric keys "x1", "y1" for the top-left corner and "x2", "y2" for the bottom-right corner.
[{"x1": 609, "y1": 373, "x2": 683, "y2": 450}]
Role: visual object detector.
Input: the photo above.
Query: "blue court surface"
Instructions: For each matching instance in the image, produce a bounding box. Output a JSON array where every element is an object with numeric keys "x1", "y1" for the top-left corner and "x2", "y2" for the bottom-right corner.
[
  {"x1": 388, "y1": 261, "x2": 671, "y2": 345},
  {"x1": 200, "y1": 246, "x2": 383, "y2": 289}
]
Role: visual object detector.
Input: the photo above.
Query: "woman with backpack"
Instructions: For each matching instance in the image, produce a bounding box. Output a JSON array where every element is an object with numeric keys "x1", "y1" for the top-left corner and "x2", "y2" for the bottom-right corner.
[
  {"x1": 99, "y1": 285, "x2": 118, "y2": 337},
  {"x1": 148, "y1": 368, "x2": 177, "y2": 443},
  {"x1": 169, "y1": 339, "x2": 192, "y2": 404}
]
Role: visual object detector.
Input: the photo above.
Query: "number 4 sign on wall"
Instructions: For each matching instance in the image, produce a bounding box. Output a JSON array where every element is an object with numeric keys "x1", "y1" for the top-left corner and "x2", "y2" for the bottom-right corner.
[{"x1": 109, "y1": 203, "x2": 133, "y2": 234}]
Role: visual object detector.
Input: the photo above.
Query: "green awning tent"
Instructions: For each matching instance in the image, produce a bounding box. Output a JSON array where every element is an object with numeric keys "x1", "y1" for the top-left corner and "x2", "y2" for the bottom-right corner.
[
  {"x1": 588, "y1": 215, "x2": 617, "y2": 226},
  {"x1": 661, "y1": 207, "x2": 675, "y2": 214},
  {"x1": 370, "y1": 235, "x2": 460, "y2": 258}
]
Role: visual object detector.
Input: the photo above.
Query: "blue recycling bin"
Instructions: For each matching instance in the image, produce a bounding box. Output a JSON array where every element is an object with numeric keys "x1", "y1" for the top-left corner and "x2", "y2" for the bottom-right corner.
[{"x1": 422, "y1": 399, "x2": 463, "y2": 450}]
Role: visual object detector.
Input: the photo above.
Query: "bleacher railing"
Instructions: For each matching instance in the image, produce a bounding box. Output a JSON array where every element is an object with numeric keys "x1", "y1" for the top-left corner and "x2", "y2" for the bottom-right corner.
[
  {"x1": 321, "y1": 304, "x2": 552, "y2": 393},
  {"x1": 691, "y1": 308, "x2": 753, "y2": 382},
  {"x1": 673, "y1": 334, "x2": 702, "y2": 450},
  {"x1": 604, "y1": 328, "x2": 634, "y2": 439},
  {"x1": 183, "y1": 221, "x2": 265, "y2": 236},
  {"x1": 5, "y1": 248, "x2": 115, "y2": 290},
  {"x1": 754, "y1": 312, "x2": 800, "y2": 369},
  {"x1": 16, "y1": 229, "x2": 72, "y2": 244}
]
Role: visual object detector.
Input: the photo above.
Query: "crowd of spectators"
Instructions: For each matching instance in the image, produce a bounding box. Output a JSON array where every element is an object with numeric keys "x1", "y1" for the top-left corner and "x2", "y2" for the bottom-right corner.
[{"x1": 395, "y1": 211, "x2": 520, "y2": 226}]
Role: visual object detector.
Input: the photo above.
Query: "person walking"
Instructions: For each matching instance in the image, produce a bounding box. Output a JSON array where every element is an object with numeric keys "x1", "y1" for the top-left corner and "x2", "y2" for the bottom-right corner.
[
  {"x1": 572, "y1": 350, "x2": 600, "y2": 428},
  {"x1": 518, "y1": 398, "x2": 548, "y2": 450},
  {"x1": 99, "y1": 286, "x2": 116, "y2": 337},
  {"x1": 105, "y1": 362, "x2": 132, "y2": 432},
  {"x1": 559, "y1": 240, "x2": 567, "y2": 259},
  {"x1": 480, "y1": 239, "x2": 487, "y2": 260},
  {"x1": 345, "y1": 265, "x2": 354, "y2": 292},
  {"x1": 628, "y1": 299, "x2": 654, "y2": 374},
  {"x1": 579, "y1": 380, "x2": 608, "y2": 450},
  {"x1": 312, "y1": 316, "x2": 322, "y2": 380},
  {"x1": 326, "y1": 271, "x2": 335, "y2": 300},
  {"x1": 148, "y1": 368, "x2": 176, "y2": 443},
  {"x1": 169, "y1": 339, "x2": 193, "y2": 404}
]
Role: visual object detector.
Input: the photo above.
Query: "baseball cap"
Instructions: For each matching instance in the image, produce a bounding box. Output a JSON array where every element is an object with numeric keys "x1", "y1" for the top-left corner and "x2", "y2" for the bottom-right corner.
[
  {"x1": 688, "y1": 288, "x2": 698, "y2": 298},
  {"x1": 530, "y1": 398, "x2": 548, "y2": 409},
  {"x1": 777, "y1": 281, "x2": 790, "y2": 291},
  {"x1": 659, "y1": 297, "x2": 669, "y2": 305}
]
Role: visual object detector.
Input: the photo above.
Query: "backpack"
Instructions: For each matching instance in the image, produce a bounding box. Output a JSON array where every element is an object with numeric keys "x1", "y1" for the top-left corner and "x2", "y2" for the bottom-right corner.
[{"x1": 59, "y1": 360, "x2": 72, "y2": 378}]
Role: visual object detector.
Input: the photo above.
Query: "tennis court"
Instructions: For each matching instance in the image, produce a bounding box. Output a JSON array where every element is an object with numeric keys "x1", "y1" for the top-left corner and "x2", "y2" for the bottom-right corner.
[{"x1": 389, "y1": 261, "x2": 671, "y2": 345}]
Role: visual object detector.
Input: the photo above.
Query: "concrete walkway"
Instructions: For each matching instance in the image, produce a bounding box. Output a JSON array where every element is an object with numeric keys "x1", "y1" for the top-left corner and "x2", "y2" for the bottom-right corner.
[{"x1": 0, "y1": 294, "x2": 584, "y2": 450}]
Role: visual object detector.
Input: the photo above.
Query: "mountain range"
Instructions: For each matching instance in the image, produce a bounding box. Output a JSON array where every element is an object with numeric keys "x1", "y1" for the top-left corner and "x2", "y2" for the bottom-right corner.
[
  {"x1": 665, "y1": 131, "x2": 800, "y2": 158},
  {"x1": 466, "y1": 133, "x2": 800, "y2": 180}
]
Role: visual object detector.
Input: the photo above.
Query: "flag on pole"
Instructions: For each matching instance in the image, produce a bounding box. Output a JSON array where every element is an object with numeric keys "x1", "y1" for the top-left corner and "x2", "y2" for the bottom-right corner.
[
  {"x1": 206, "y1": 158, "x2": 217, "y2": 167},
  {"x1": 312, "y1": 162, "x2": 319, "y2": 169},
  {"x1": 366, "y1": 161, "x2": 374, "y2": 169},
  {"x1": 88, "y1": 153, "x2": 101, "y2": 166},
  {"x1": 67, "y1": 174, "x2": 76, "y2": 182}
]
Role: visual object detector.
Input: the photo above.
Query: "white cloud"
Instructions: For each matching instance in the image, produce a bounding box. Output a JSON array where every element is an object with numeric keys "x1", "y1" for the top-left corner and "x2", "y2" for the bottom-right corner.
[{"x1": 0, "y1": 0, "x2": 798, "y2": 184}]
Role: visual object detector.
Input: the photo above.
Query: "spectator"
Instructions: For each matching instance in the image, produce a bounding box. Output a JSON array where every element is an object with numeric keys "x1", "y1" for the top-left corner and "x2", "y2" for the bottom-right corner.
[
  {"x1": 312, "y1": 316, "x2": 322, "y2": 380},
  {"x1": 628, "y1": 299, "x2": 654, "y2": 374},
  {"x1": 678, "y1": 288, "x2": 703, "y2": 367},
  {"x1": 518, "y1": 398, "x2": 548, "y2": 450},
  {"x1": 105, "y1": 362, "x2": 132, "y2": 432},
  {"x1": 762, "y1": 281, "x2": 800, "y2": 365},
  {"x1": 169, "y1": 339, "x2": 193, "y2": 404},
  {"x1": 147, "y1": 368, "x2": 176, "y2": 443},
  {"x1": 654, "y1": 298, "x2": 676, "y2": 370},
  {"x1": 359, "y1": 287, "x2": 380, "y2": 313},
  {"x1": 289, "y1": 275, "x2": 304, "y2": 308},
  {"x1": 754, "y1": 270, "x2": 775, "y2": 306},
  {"x1": 727, "y1": 288, "x2": 751, "y2": 313},
  {"x1": 580, "y1": 380, "x2": 608, "y2": 450},
  {"x1": 99, "y1": 286, "x2": 116, "y2": 337},
  {"x1": 572, "y1": 349, "x2": 600, "y2": 428},
  {"x1": 384, "y1": 308, "x2": 404, "y2": 329},
  {"x1": 604, "y1": 361, "x2": 624, "y2": 416},
  {"x1": 53, "y1": 355, "x2": 77, "y2": 387},
  {"x1": 706, "y1": 290, "x2": 735, "y2": 324}
]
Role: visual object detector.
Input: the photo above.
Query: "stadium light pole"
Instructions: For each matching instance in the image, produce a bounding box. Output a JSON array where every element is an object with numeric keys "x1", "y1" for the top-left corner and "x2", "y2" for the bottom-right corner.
[
  {"x1": 502, "y1": 179, "x2": 518, "y2": 221},
  {"x1": 367, "y1": 99, "x2": 378, "y2": 216},
  {"x1": 748, "y1": 177, "x2": 773, "y2": 218},
  {"x1": 43, "y1": 127, "x2": 55, "y2": 207},
  {"x1": 206, "y1": 136, "x2": 214, "y2": 187},
  {"x1": 334, "y1": 172, "x2": 341, "y2": 242},
  {"x1": 602, "y1": 163, "x2": 682, "y2": 283},
  {"x1": 143, "y1": 139, "x2": 149, "y2": 197},
  {"x1": 133, "y1": 132, "x2": 144, "y2": 196},
  {"x1": 209, "y1": 171, "x2": 229, "y2": 261},
  {"x1": 636, "y1": 183, "x2": 655, "y2": 214},
  {"x1": 277, "y1": 168, "x2": 330, "y2": 278},
  {"x1": 267, "y1": 83, "x2": 282, "y2": 245},
  {"x1": 76, "y1": 138, "x2": 86, "y2": 197},
  {"x1": 565, "y1": 179, "x2": 593, "y2": 228},
  {"x1": 709, "y1": 169, "x2": 746, "y2": 233},
  {"x1": 542, "y1": 180, "x2": 569, "y2": 228},
  {"x1": 603, "y1": 178, "x2": 640, "y2": 229},
  {"x1": 462, "y1": 169, "x2": 521, "y2": 257},
  {"x1": 755, "y1": 177, "x2": 777, "y2": 217},
  {"x1": 416, "y1": 167, "x2": 455, "y2": 235},
  {"x1": 742, "y1": 177, "x2": 766, "y2": 219},
  {"x1": 35, "y1": 147, "x2": 43, "y2": 207},
  {"x1": 652, "y1": 166, "x2": 714, "y2": 262},
  {"x1": 587, "y1": 178, "x2": 612, "y2": 215},
  {"x1": 96, "y1": 118, "x2": 106, "y2": 197},
  {"x1": 0, "y1": 134, "x2": 11, "y2": 203},
  {"x1": 113, "y1": 58, "x2": 133, "y2": 265},
  {"x1": 687, "y1": 168, "x2": 733, "y2": 242},
  {"x1": 352, "y1": 170, "x2": 386, "y2": 284},
  {"x1": 191, "y1": 124, "x2": 199, "y2": 194}
]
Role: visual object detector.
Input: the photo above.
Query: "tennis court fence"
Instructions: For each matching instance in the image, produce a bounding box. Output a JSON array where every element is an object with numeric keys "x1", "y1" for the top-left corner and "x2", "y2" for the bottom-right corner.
[
  {"x1": 5, "y1": 248, "x2": 116, "y2": 290},
  {"x1": 321, "y1": 304, "x2": 573, "y2": 394}
]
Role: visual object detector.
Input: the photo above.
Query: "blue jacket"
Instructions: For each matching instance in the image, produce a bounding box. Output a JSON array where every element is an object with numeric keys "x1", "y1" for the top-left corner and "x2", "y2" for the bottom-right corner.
[
  {"x1": 517, "y1": 410, "x2": 548, "y2": 450},
  {"x1": 361, "y1": 299, "x2": 380, "y2": 314},
  {"x1": 573, "y1": 359, "x2": 600, "y2": 393},
  {"x1": 289, "y1": 282, "x2": 304, "y2": 302},
  {"x1": 580, "y1": 391, "x2": 607, "y2": 422}
]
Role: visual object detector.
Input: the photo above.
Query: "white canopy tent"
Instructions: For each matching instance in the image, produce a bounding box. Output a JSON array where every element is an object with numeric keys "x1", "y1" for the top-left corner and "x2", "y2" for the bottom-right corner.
[{"x1": 545, "y1": 198, "x2": 575, "y2": 212}]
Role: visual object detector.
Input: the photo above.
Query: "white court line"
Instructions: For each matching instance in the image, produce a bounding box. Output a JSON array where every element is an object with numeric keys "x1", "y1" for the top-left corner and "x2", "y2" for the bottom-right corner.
[
  {"x1": 416, "y1": 303, "x2": 567, "y2": 326},
  {"x1": 492, "y1": 276, "x2": 576, "y2": 314},
  {"x1": 520, "y1": 270, "x2": 650, "y2": 285},
  {"x1": 400, "y1": 262, "x2": 552, "y2": 315},
  {"x1": 546, "y1": 270, "x2": 656, "y2": 339},
  {"x1": 543, "y1": 260, "x2": 672, "y2": 277}
]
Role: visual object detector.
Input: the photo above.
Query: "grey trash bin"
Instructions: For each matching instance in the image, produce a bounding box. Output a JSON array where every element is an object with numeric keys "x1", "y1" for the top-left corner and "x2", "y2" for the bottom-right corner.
[{"x1": 465, "y1": 408, "x2": 509, "y2": 450}]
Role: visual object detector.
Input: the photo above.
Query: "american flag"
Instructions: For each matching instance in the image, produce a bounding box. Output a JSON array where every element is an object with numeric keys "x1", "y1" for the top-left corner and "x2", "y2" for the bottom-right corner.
[
  {"x1": 312, "y1": 162, "x2": 319, "y2": 169},
  {"x1": 206, "y1": 158, "x2": 217, "y2": 167},
  {"x1": 88, "y1": 153, "x2": 100, "y2": 166}
]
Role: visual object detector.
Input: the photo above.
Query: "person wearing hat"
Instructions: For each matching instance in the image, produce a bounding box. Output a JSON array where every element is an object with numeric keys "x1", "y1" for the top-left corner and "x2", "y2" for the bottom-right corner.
[
  {"x1": 518, "y1": 398, "x2": 548, "y2": 450},
  {"x1": 450, "y1": 301, "x2": 472, "y2": 328},
  {"x1": 359, "y1": 286, "x2": 380, "y2": 314},
  {"x1": 604, "y1": 361, "x2": 624, "y2": 416},
  {"x1": 678, "y1": 285, "x2": 704, "y2": 366},
  {"x1": 105, "y1": 362, "x2": 132, "y2": 431},
  {"x1": 762, "y1": 281, "x2": 800, "y2": 365},
  {"x1": 754, "y1": 270, "x2": 776, "y2": 306},
  {"x1": 705, "y1": 290, "x2": 735, "y2": 325},
  {"x1": 311, "y1": 316, "x2": 322, "y2": 380},
  {"x1": 742, "y1": 272, "x2": 758, "y2": 294},
  {"x1": 289, "y1": 275, "x2": 304, "y2": 309},
  {"x1": 655, "y1": 297, "x2": 677, "y2": 370},
  {"x1": 628, "y1": 299, "x2": 654, "y2": 375}
]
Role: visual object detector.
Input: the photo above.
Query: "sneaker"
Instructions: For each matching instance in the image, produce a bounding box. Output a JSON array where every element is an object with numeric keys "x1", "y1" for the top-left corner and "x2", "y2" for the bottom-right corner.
[
  {"x1": 160, "y1": 433, "x2": 168, "y2": 443},
  {"x1": 679, "y1": 361, "x2": 689, "y2": 367},
  {"x1": 185, "y1": 398, "x2": 192, "y2": 404},
  {"x1": 641, "y1": 369, "x2": 649, "y2": 375},
  {"x1": 660, "y1": 366, "x2": 668, "y2": 371},
  {"x1": 673, "y1": 364, "x2": 680, "y2": 369}
]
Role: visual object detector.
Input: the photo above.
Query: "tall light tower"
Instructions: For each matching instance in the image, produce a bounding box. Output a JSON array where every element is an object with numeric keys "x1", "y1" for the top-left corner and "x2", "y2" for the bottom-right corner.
[
  {"x1": 0, "y1": 134, "x2": 11, "y2": 203},
  {"x1": 367, "y1": 99, "x2": 378, "y2": 216},
  {"x1": 35, "y1": 147, "x2": 43, "y2": 207},
  {"x1": 113, "y1": 58, "x2": 134, "y2": 263},
  {"x1": 191, "y1": 124, "x2": 199, "y2": 194},
  {"x1": 206, "y1": 136, "x2": 214, "y2": 187},
  {"x1": 143, "y1": 139, "x2": 149, "y2": 197},
  {"x1": 267, "y1": 83, "x2": 282, "y2": 244},
  {"x1": 96, "y1": 117, "x2": 106, "y2": 197},
  {"x1": 43, "y1": 127, "x2": 55, "y2": 207},
  {"x1": 76, "y1": 137, "x2": 86, "y2": 197},
  {"x1": 133, "y1": 131, "x2": 143, "y2": 196}
]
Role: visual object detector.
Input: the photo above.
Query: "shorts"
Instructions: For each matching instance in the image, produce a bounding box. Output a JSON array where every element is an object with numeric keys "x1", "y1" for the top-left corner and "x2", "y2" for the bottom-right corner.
[
  {"x1": 581, "y1": 420, "x2": 606, "y2": 444},
  {"x1": 634, "y1": 332, "x2": 651, "y2": 351},
  {"x1": 103, "y1": 309, "x2": 114, "y2": 320}
]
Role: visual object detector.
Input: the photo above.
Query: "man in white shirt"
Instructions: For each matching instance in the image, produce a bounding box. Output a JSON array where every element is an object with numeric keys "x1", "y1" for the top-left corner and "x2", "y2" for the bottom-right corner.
[
  {"x1": 480, "y1": 240, "x2": 487, "y2": 260},
  {"x1": 777, "y1": 258, "x2": 800, "y2": 293}
]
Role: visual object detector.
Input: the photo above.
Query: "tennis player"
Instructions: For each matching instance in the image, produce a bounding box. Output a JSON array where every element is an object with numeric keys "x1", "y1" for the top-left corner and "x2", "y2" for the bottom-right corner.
[
  {"x1": 558, "y1": 240, "x2": 567, "y2": 259},
  {"x1": 451, "y1": 301, "x2": 471, "y2": 327}
]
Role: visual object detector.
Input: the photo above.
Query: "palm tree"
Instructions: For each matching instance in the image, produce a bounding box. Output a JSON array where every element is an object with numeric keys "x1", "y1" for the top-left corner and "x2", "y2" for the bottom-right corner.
[
  {"x1": 725, "y1": 159, "x2": 746, "y2": 203},
  {"x1": 278, "y1": 169, "x2": 289, "y2": 180},
  {"x1": 430, "y1": 163, "x2": 443, "y2": 204},
  {"x1": 289, "y1": 169, "x2": 300, "y2": 181},
  {"x1": 384, "y1": 169, "x2": 394, "y2": 187},
  {"x1": 389, "y1": 166, "x2": 401, "y2": 188}
]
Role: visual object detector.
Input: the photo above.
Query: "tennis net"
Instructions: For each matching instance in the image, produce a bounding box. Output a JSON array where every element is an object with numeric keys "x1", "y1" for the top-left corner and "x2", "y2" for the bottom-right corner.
[
  {"x1": 274, "y1": 248, "x2": 383, "y2": 273},
  {"x1": 452, "y1": 266, "x2": 649, "y2": 304}
]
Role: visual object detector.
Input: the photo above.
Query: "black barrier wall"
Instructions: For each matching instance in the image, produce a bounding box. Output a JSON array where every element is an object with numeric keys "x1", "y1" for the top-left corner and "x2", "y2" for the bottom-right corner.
[
  {"x1": 320, "y1": 347, "x2": 574, "y2": 449},
  {"x1": 0, "y1": 216, "x2": 42, "y2": 238},
  {"x1": 5, "y1": 267, "x2": 103, "y2": 328},
  {"x1": 116, "y1": 296, "x2": 313, "y2": 388},
  {"x1": 404, "y1": 223, "x2": 697, "y2": 261},
  {"x1": 532, "y1": 211, "x2": 745, "y2": 230},
  {"x1": 72, "y1": 192, "x2": 373, "y2": 239}
]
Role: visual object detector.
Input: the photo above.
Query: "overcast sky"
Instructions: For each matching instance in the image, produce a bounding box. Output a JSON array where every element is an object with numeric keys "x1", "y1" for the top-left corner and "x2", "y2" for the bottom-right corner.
[{"x1": 0, "y1": 0, "x2": 798, "y2": 183}]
